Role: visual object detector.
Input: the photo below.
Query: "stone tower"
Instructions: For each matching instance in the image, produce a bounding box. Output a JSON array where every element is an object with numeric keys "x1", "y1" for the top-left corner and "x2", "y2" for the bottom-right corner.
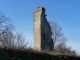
[{"x1": 33, "y1": 7, "x2": 53, "y2": 51}]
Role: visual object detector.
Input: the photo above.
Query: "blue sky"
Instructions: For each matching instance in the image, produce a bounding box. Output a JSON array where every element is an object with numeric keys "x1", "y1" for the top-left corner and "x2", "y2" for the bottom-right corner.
[{"x1": 0, "y1": 0, "x2": 80, "y2": 53}]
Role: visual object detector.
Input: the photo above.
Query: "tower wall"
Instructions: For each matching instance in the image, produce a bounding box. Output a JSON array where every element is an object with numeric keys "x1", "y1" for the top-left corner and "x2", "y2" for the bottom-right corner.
[
  {"x1": 33, "y1": 7, "x2": 42, "y2": 50},
  {"x1": 33, "y1": 7, "x2": 53, "y2": 51}
]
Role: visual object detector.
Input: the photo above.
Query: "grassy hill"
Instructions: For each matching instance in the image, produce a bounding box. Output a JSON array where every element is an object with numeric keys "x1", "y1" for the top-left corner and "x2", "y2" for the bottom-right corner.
[{"x1": 0, "y1": 48, "x2": 80, "y2": 60}]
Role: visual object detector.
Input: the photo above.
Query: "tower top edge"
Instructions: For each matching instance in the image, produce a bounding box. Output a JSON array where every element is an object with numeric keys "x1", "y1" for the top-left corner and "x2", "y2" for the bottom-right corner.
[{"x1": 33, "y1": 7, "x2": 46, "y2": 14}]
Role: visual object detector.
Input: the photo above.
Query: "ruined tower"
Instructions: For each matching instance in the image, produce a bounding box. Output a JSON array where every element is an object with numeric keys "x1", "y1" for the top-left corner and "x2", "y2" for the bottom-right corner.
[{"x1": 33, "y1": 7, "x2": 53, "y2": 51}]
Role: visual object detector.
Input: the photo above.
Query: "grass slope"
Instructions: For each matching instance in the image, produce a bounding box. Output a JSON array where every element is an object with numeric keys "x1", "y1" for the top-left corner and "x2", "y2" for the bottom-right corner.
[{"x1": 0, "y1": 48, "x2": 80, "y2": 60}]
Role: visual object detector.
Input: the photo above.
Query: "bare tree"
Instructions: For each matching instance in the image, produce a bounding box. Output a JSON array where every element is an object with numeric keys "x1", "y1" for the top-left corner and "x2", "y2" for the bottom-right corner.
[
  {"x1": 55, "y1": 36, "x2": 67, "y2": 53},
  {"x1": 0, "y1": 11, "x2": 14, "y2": 48},
  {"x1": 49, "y1": 21, "x2": 77, "y2": 55},
  {"x1": 14, "y1": 32, "x2": 28, "y2": 49},
  {"x1": 0, "y1": 11, "x2": 14, "y2": 35},
  {"x1": 0, "y1": 12, "x2": 9, "y2": 35},
  {"x1": 0, "y1": 30, "x2": 14, "y2": 48},
  {"x1": 0, "y1": 11, "x2": 28, "y2": 50},
  {"x1": 0, "y1": 31, "x2": 28, "y2": 50},
  {"x1": 49, "y1": 21, "x2": 64, "y2": 50}
]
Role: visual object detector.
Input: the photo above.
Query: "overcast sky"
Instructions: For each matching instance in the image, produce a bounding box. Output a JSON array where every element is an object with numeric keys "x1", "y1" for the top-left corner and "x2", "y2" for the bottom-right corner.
[{"x1": 0, "y1": 0, "x2": 80, "y2": 53}]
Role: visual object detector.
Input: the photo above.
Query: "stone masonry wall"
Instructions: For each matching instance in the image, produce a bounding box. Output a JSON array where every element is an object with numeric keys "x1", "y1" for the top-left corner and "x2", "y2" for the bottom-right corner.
[{"x1": 33, "y1": 7, "x2": 53, "y2": 51}]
